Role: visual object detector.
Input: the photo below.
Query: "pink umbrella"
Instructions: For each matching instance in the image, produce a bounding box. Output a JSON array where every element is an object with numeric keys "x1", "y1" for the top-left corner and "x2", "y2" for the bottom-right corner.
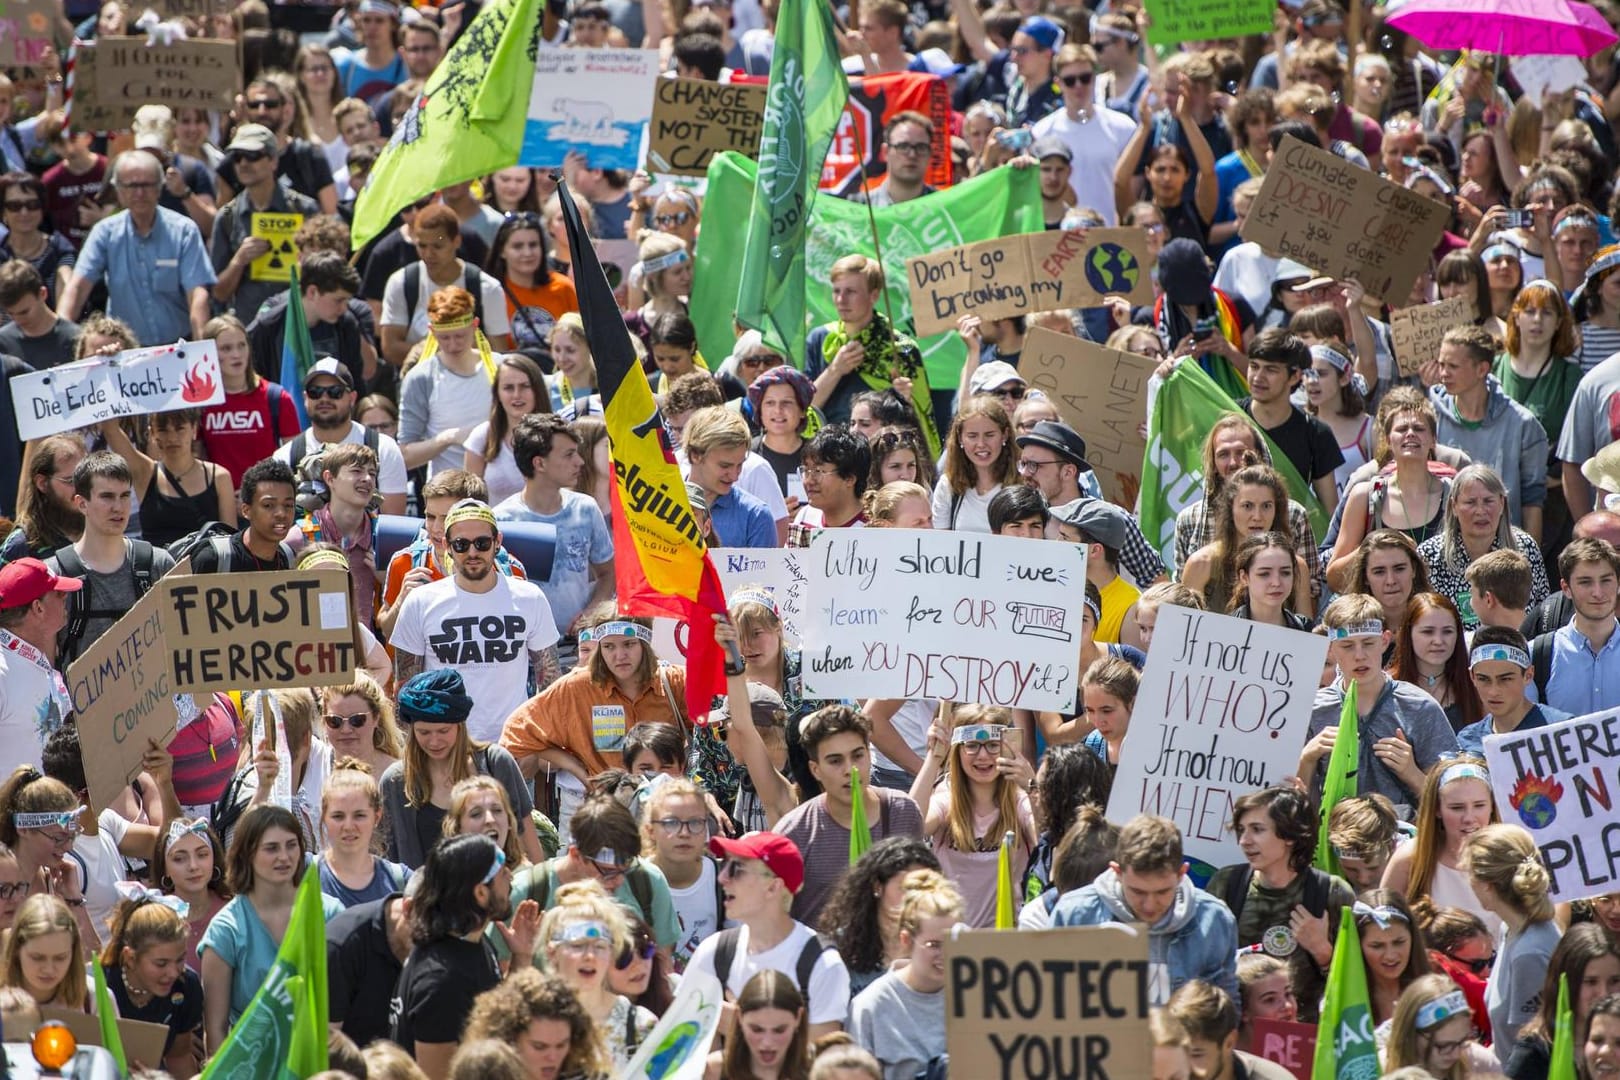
[{"x1": 1386, "y1": 0, "x2": 1618, "y2": 56}]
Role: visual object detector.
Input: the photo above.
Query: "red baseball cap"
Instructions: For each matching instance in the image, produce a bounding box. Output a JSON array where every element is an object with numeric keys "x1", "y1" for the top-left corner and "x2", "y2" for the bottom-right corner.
[
  {"x1": 0, "y1": 558, "x2": 82, "y2": 611},
  {"x1": 710, "y1": 832, "x2": 804, "y2": 895}
]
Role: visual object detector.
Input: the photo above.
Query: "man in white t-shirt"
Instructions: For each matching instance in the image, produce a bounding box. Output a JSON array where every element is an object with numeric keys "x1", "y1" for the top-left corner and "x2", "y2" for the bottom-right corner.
[
  {"x1": 378, "y1": 203, "x2": 512, "y2": 364},
  {"x1": 684, "y1": 832, "x2": 850, "y2": 1038},
  {"x1": 0, "y1": 558, "x2": 80, "y2": 770},
  {"x1": 1031, "y1": 42, "x2": 1138, "y2": 223},
  {"x1": 391, "y1": 499, "x2": 562, "y2": 742},
  {"x1": 272, "y1": 358, "x2": 409, "y2": 515}
]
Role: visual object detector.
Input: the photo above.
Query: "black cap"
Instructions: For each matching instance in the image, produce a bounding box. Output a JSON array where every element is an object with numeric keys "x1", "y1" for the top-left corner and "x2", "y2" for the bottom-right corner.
[{"x1": 1015, "y1": 420, "x2": 1091, "y2": 472}]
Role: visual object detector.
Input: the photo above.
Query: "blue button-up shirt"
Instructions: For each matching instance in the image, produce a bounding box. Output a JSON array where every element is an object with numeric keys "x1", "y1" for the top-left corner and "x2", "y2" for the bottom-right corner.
[
  {"x1": 1545, "y1": 619, "x2": 1620, "y2": 717},
  {"x1": 76, "y1": 206, "x2": 216, "y2": 346},
  {"x1": 709, "y1": 487, "x2": 776, "y2": 549}
]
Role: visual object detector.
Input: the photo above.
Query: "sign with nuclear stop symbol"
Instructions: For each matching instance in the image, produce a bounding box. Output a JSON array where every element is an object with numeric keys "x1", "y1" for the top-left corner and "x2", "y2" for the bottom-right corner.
[{"x1": 251, "y1": 212, "x2": 304, "y2": 283}]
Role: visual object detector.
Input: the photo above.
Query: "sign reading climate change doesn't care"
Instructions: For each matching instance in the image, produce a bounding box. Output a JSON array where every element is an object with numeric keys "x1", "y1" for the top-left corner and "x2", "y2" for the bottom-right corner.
[
  {"x1": 1482, "y1": 706, "x2": 1620, "y2": 902},
  {"x1": 800, "y1": 530, "x2": 1086, "y2": 712}
]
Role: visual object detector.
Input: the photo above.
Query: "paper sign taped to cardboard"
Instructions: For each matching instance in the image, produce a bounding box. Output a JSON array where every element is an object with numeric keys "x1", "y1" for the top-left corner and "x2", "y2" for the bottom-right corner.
[
  {"x1": 647, "y1": 77, "x2": 766, "y2": 177},
  {"x1": 74, "y1": 37, "x2": 240, "y2": 129},
  {"x1": 1241, "y1": 136, "x2": 1449, "y2": 303},
  {"x1": 11, "y1": 340, "x2": 223, "y2": 441},
  {"x1": 906, "y1": 227, "x2": 1152, "y2": 337},
  {"x1": 250, "y1": 212, "x2": 304, "y2": 283},
  {"x1": 0, "y1": 0, "x2": 56, "y2": 67},
  {"x1": 1020, "y1": 326, "x2": 1152, "y2": 509},
  {"x1": 1389, "y1": 295, "x2": 1472, "y2": 376}
]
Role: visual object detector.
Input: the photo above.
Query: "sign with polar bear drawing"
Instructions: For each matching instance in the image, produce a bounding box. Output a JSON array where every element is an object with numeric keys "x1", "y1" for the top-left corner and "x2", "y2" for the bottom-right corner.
[{"x1": 521, "y1": 47, "x2": 661, "y2": 171}]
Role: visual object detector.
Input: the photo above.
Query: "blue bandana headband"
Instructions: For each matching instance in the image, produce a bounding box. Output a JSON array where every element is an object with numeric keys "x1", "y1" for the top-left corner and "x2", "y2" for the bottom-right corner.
[
  {"x1": 597, "y1": 621, "x2": 653, "y2": 643},
  {"x1": 554, "y1": 920, "x2": 611, "y2": 945},
  {"x1": 642, "y1": 249, "x2": 690, "y2": 275},
  {"x1": 1439, "y1": 762, "x2": 1490, "y2": 788},
  {"x1": 1415, "y1": 989, "x2": 1470, "y2": 1031},
  {"x1": 481, "y1": 845, "x2": 507, "y2": 885},
  {"x1": 1327, "y1": 621, "x2": 1384, "y2": 640},
  {"x1": 578, "y1": 627, "x2": 596, "y2": 643},
  {"x1": 951, "y1": 724, "x2": 1007, "y2": 746},
  {"x1": 166, "y1": 818, "x2": 211, "y2": 846},
  {"x1": 1353, "y1": 901, "x2": 1409, "y2": 929},
  {"x1": 1470, "y1": 643, "x2": 1530, "y2": 669}
]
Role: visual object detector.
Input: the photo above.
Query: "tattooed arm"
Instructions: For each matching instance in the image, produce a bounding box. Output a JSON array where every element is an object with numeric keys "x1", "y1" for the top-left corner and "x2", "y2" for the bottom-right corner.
[
  {"x1": 394, "y1": 650, "x2": 425, "y2": 689},
  {"x1": 530, "y1": 646, "x2": 560, "y2": 693}
]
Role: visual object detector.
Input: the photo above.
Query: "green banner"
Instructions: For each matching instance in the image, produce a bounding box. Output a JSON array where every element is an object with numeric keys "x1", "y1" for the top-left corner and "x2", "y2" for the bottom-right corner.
[{"x1": 1313, "y1": 907, "x2": 1381, "y2": 1080}]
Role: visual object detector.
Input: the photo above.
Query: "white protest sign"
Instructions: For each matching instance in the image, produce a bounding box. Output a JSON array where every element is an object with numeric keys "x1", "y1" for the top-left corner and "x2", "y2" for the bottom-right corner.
[
  {"x1": 11, "y1": 340, "x2": 223, "y2": 440},
  {"x1": 520, "y1": 47, "x2": 661, "y2": 171},
  {"x1": 1511, "y1": 55, "x2": 1589, "y2": 106},
  {"x1": 1106, "y1": 606, "x2": 1328, "y2": 871},
  {"x1": 1482, "y1": 707, "x2": 1620, "y2": 902},
  {"x1": 800, "y1": 530, "x2": 1086, "y2": 712},
  {"x1": 653, "y1": 547, "x2": 809, "y2": 662}
]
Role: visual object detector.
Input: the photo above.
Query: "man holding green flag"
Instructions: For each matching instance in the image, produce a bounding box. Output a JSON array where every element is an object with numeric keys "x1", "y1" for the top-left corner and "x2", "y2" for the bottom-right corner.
[{"x1": 734, "y1": 0, "x2": 847, "y2": 368}]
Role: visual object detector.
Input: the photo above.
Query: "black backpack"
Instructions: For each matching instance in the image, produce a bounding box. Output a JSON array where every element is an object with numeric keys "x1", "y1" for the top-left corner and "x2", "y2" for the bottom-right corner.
[
  {"x1": 166, "y1": 524, "x2": 293, "y2": 573},
  {"x1": 1220, "y1": 865, "x2": 1333, "y2": 923},
  {"x1": 402, "y1": 262, "x2": 486, "y2": 328},
  {"x1": 1530, "y1": 631, "x2": 1556, "y2": 702},
  {"x1": 56, "y1": 540, "x2": 157, "y2": 666},
  {"x1": 713, "y1": 926, "x2": 829, "y2": 1011},
  {"x1": 286, "y1": 426, "x2": 381, "y2": 480}
]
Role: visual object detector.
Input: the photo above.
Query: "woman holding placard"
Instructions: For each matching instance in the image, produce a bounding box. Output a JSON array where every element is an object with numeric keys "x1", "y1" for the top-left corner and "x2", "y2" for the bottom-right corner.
[
  {"x1": 930, "y1": 396, "x2": 1016, "y2": 534},
  {"x1": 1380, "y1": 756, "x2": 1501, "y2": 940}
]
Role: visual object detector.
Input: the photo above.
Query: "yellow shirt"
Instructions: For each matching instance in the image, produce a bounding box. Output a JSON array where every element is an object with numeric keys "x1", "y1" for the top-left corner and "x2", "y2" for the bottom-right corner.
[{"x1": 1095, "y1": 574, "x2": 1141, "y2": 645}]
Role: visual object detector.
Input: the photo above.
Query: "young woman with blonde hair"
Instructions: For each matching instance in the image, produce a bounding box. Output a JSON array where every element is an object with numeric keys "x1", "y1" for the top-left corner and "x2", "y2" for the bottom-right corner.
[
  {"x1": 1, "y1": 894, "x2": 85, "y2": 1008},
  {"x1": 319, "y1": 672, "x2": 404, "y2": 780},
  {"x1": 441, "y1": 775, "x2": 526, "y2": 870},
  {"x1": 710, "y1": 970, "x2": 812, "y2": 1080},
  {"x1": 849, "y1": 869, "x2": 962, "y2": 1079},
  {"x1": 537, "y1": 880, "x2": 655, "y2": 1070},
  {"x1": 1462, "y1": 823, "x2": 1561, "y2": 1063},
  {"x1": 1383, "y1": 973, "x2": 1492, "y2": 1078},
  {"x1": 98, "y1": 888, "x2": 203, "y2": 1075},
  {"x1": 317, "y1": 761, "x2": 410, "y2": 907}
]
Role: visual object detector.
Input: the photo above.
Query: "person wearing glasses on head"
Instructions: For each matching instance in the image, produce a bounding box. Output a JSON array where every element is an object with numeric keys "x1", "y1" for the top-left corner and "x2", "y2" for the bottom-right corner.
[
  {"x1": 850, "y1": 112, "x2": 935, "y2": 208},
  {"x1": 58, "y1": 151, "x2": 216, "y2": 347}
]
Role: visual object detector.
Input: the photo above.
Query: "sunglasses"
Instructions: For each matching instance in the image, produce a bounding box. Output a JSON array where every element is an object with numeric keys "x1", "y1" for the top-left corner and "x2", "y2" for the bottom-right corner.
[
  {"x1": 323, "y1": 712, "x2": 370, "y2": 730},
  {"x1": 994, "y1": 386, "x2": 1026, "y2": 400},
  {"x1": 306, "y1": 384, "x2": 348, "y2": 400},
  {"x1": 1059, "y1": 72, "x2": 1094, "y2": 87},
  {"x1": 234, "y1": 149, "x2": 271, "y2": 164},
  {"x1": 450, "y1": 536, "x2": 496, "y2": 553},
  {"x1": 4, "y1": 198, "x2": 41, "y2": 212},
  {"x1": 615, "y1": 939, "x2": 657, "y2": 970},
  {"x1": 245, "y1": 99, "x2": 284, "y2": 111},
  {"x1": 504, "y1": 210, "x2": 542, "y2": 227},
  {"x1": 1460, "y1": 952, "x2": 1496, "y2": 975},
  {"x1": 654, "y1": 210, "x2": 692, "y2": 228}
]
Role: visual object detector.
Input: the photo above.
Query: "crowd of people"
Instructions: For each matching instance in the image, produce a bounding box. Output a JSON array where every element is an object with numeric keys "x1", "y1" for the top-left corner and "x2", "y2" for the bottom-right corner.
[{"x1": 1, "y1": 0, "x2": 1620, "y2": 1077}]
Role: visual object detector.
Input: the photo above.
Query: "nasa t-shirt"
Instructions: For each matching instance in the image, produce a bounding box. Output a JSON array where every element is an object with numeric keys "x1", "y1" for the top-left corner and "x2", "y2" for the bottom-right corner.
[
  {"x1": 200, "y1": 381, "x2": 304, "y2": 482},
  {"x1": 391, "y1": 574, "x2": 561, "y2": 742}
]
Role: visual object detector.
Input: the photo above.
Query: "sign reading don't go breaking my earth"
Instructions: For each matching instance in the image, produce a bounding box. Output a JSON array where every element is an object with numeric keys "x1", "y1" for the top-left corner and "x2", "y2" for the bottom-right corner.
[
  {"x1": 10, "y1": 340, "x2": 224, "y2": 440},
  {"x1": 800, "y1": 530, "x2": 1086, "y2": 712}
]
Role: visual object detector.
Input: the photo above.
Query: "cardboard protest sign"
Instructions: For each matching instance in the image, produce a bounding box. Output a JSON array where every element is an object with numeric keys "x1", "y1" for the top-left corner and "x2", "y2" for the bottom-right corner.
[
  {"x1": 800, "y1": 530, "x2": 1085, "y2": 712},
  {"x1": 521, "y1": 47, "x2": 660, "y2": 171},
  {"x1": 0, "y1": 0, "x2": 55, "y2": 67},
  {"x1": 1241, "y1": 136, "x2": 1449, "y2": 302},
  {"x1": 906, "y1": 228, "x2": 1151, "y2": 338},
  {"x1": 653, "y1": 547, "x2": 809, "y2": 662},
  {"x1": 250, "y1": 212, "x2": 304, "y2": 283},
  {"x1": 947, "y1": 925, "x2": 1151, "y2": 1079},
  {"x1": 12, "y1": 340, "x2": 223, "y2": 440},
  {"x1": 159, "y1": 0, "x2": 232, "y2": 19},
  {"x1": 1482, "y1": 707, "x2": 1620, "y2": 902},
  {"x1": 1249, "y1": 1018, "x2": 1317, "y2": 1080},
  {"x1": 647, "y1": 77, "x2": 766, "y2": 177},
  {"x1": 41, "y1": 1006, "x2": 170, "y2": 1069},
  {"x1": 1388, "y1": 295, "x2": 1472, "y2": 377},
  {"x1": 1107, "y1": 606, "x2": 1328, "y2": 871},
  {"x1": 73, "y1": 38, "x2": 240, "y2": 129},
  {"x1": 159, "y1": 569, "x2": 361, "y2": 694},
  {"x1": 1144, "y1": 0, "x2": 1274, "y2": 46},
  {"x1": 1020, "y1": 326, "x2": 1153, "y2": 508}
]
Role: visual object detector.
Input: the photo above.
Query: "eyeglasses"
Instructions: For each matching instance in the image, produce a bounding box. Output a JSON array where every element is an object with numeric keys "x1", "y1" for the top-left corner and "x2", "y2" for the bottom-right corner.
[
  {"x1": 0, "y1": 882, "x2": 30, "y2": 901},
  {"x1": 653, "y1": 210, "x2": 692, "y2": 228},
  {"x1": 887, "y1": 141, "x2": 931, "y2": 156},
  {"x1": 4, "y1": 198, "x2": 40, "y2": 212},
  {"x1": 39, "y1": 827, "x2": 79, "y2": 846},
  {"x1": 234, "y1": 149, "x2": 272, "y2": 164},
  {"x1": 306, "y1": 384, "x2": 348, "y2": 400},
  {"x1": 802, "y1": 466, "x2": 843, "y2": 479},
  {"x1": 653, "y1": 817, "x2": 710, "y2": 836},
  {"x1": 1060, "y1": 71, "x2": 1095, "y2": 87},
  {"x1": 450, "y1": 535, "x2": 496, "y2": 553},
  {"x1": 323, "y1": 712, "x2": 370, "y2": 730},
  {"x1": 1018, "y1": 458, "x2": 1060, "y2": 475},
  {"x1": 961, "y1": 740, "x2": 1003, "y2": 757},
  {"x1": 245, "y1": 98, "x2": 284, "y2": 111},
  {"x1": 587, "y1": 855, "x2": 633, "y2": 881},
  {"x1": 616, "y1": 939, "x2": 657, "y2": 970}
]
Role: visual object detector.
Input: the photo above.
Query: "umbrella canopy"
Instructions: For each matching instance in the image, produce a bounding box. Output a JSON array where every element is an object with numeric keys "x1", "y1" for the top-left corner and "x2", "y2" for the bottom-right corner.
[{"x1": 1386, "y1": 0, "x2": 1618, "y2": 57}]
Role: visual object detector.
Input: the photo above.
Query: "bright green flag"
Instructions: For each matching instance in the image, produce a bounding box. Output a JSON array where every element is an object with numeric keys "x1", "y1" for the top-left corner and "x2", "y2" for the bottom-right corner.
[
  {"x1": 995, "y1": 831, "x2": 1015, "y2": 929},
  {"x1": 1313, "y1": 906, "x2": 1379, "y2": 1080},
  {"x1": 201, "y1": 872, "x2": 329, "y2": 1080},
  {"x1": 350, "y1": 0, "x2": 542, "y2": 250},
  {"x1": 734, "y1": 0, "x2": 847, "y2": 366},
  {"x1": 1137, "y1": 359, "x2": 1330, "y2": 567},
  {"x1": 1314, "y1": 679, "x2": 1360, "y2": 878},
  {"x1": 1551, "y1": 973, "x2": 1576, "y2": 1079},
  {"x1": 92, "y1": 960, "x2": 127, "y2": 1075},
  {"x1": 693, "y1": 151, "x2": 1041, "y2": 386},
  {"x1": 849, "y1": 767, "x2": 872, "y2": 865}
]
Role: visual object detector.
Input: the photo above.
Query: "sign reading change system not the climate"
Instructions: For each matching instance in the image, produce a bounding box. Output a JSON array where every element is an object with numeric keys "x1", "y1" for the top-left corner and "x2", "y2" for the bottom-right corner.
[
  {"x1": 647, "y1": 77, "x2": 766, "y2": 177},
  {"x1": 10, "y1": 340, "x2": 224, "y2": 440}
]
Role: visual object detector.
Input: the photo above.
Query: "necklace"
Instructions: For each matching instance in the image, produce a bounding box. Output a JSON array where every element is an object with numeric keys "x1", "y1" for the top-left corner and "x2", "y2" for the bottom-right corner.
[
  {"x1": 122, "y1": 968, "x2": 154, "y2": 1005},
  {"x1": 1392, "y1": 475, "x2": 1436, "y2": 544}
]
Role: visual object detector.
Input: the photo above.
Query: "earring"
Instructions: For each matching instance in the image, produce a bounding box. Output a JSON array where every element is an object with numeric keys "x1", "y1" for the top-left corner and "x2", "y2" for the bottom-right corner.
[{"x1": 160, "y1": 875, "x2": 173, "y2": 890}]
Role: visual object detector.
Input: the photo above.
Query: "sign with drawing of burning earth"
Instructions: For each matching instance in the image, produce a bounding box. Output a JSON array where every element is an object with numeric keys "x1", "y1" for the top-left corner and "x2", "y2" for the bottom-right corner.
[{"x1": 10, "y1": 340, "x2": 223, "y2": 440}]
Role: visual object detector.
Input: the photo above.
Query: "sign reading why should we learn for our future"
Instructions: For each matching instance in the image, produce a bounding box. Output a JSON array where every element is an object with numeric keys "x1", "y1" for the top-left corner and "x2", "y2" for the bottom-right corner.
[
  {"x1": 905, "y1": 227, "x2": 1152, "y2": 338},
  {"x1": 1107, "y1": 606, "x2": 1328, "y2": 870},
  {"x1": 72, "y1": 37, "x2": 240, "y2": 130},
  {"x1": 1482, "y1": 706, "x2": 1620, "y2": 902},
  {"x1": 947, "y1": 925, "x2": 1151, "y2": 1080},
  {"x1": 801, "y1": 530, "x2": 1086, "y2": 712},
  {"x1": 521, "y1": 47, "x2": 661, "y2": 172},
  {"x1": 1241, "y1": 135, "x2": 1449, "y2": 303},
  {"x1": 647, "y1": 77, "x2": 766, "y2": 177},
  {"x1": 11, "y1": 340, "x2": 223, "y2": 440}
]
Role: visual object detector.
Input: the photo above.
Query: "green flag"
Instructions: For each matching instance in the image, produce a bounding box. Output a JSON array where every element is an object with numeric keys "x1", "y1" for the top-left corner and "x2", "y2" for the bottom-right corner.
[
  {"x1": 693, "y1": 151, "x2": 1041, "y2": 386},
  {"x1": 92, "y1": 960, "x2": 127, "y2": 1075},
  {"x1": 1550, "y1": 973, "x2": 1576, "y2": 1079},
  {"x1": 1137, "y1": 359, "x2": 1330, "y2": 567},
  {"x1": 351, "y1": 0, "x2": 542, "y2": 250},
  {"x1": 1313, "y1": 906, "x2": 1379, "y2": 1080},
  {"x1": 849, "y1": 767, "x2": 872, "y2": 865},
  {"x1": 734, "y1": 0, "x2": 847, "y2": 366},
  {"x1": 202, "y1": 872, "x2": 329, "y2": 1080},
  {"x1": 1314, "y1": 679, "x2": 1360, "y2": 877},
  {"x1": 995, "y1": 831, "x2": 1015, "y2": 929}
]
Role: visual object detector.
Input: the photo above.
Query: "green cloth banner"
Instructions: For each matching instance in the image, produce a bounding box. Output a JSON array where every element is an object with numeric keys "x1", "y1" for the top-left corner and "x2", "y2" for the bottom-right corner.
[
  {"x1": 1313, "y1": 906, "x2": 1380, "y2": 1080},
  {"x1": 692, "y1": 151, "x2": 1041, "y2": 386},
  {"x1": 1315, "y1": 680, "x2": 1359, "y2": 879}
]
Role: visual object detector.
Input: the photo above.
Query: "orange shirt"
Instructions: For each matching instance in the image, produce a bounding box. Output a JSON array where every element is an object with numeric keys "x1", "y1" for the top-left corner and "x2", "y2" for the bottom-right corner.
[
  {"x1": 499, "y1": 665, "x2": 688, "y2": 775},
  {"x1": 381, "y1": 544, "x2": 527, "y2": 611}
]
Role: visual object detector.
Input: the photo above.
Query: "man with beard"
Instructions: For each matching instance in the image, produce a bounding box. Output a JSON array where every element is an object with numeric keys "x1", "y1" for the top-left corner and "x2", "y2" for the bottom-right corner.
[
  {"x1": 391, "y1": 500, "x2": 561, "y2": 744},
  {"x1": 391, "y1": 827, "x2": 539, "y2": 1078},
  {"x1": 272, "y1": 357, "x2": 409, "y2": 515}
]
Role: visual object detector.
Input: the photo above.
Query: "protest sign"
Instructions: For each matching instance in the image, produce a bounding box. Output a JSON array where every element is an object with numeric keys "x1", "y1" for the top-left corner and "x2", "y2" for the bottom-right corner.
[
  {"x1": 1511, "y1": 55, "x2": 1589, "y2": 106},
  {"x1": 1482, "y1": 706, "x2": 1620, "y2": 902},
  {"x1": 250, "y1": 212, "x2": 304, "y2": 283},
  {"x1": 652, "y1": 547, "x2": 809, "y2": 662},
  {"x1": 1389, "y1": 295, "x2": 1471, "y2": 376},
  {"x1": 159, "y1": 569, "x2": 361, "y2": 694},
  {"x1": 521, "y1": 47, "x2": 660, "y2": 171},
  {"x1": 1241, "y1": 135, "x2": 1449, "y2": 302},
  {"x1": 906, "y1": 228, "x2": 1151, "y2": 337},
  {"x1": 0, "y1": 0, "x2": 55, "y2": 67},
  {"x1": 1020, "y1": 327, "x2": 1153, "y2": 508},
  {"x1": 73, "y1": 38, "x2": 240, "y2": 129},
  {"x1": 647, "y1": 77, "x2": 766, "y2": 177},
  {"x1": 947, "y1": 925, "x2": 1151, "y2": 1079},
  {"x1": 1249, "y1": 1018, "x2": 1316, "y2": 1080},
  {"x1": 800, "y1": 530, "x2": 1085, "y2": 712},
  {"x1": 41, "y1": 1006, "x2": 170, "y2": 1068},
  {"x1": 11, "y1": 340, "x2": 223, "y2": 440},
  {"x1": 1107, "y1": 606, "x2": 1328, "y2": 870},
  {"x1": 1144, "y1": 0, "x2": 1274, "y2": 46}
]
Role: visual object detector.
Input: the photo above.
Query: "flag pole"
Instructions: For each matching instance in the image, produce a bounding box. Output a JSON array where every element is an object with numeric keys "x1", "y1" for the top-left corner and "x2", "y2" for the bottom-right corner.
[{"x1": 847, "y1": 110, "x2": 897, "y2": 328}]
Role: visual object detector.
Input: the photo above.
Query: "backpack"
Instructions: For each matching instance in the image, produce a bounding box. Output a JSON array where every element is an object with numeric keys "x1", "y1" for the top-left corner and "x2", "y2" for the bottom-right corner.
[
  {"x1": 166, "y1": 523, "x2": 293, "y2": 573},
  {"x1": 525, "y1": 860, "x2": 656, "y2": 922},
  {"x1": 712, "y1": 925, "x2": 829, "y2": 1011},
  {"x1": 286, "y1": 426, "x2": 382, "y2": 479},
  {"x1": 56, "y1": 540, "x2": 157, "y2": 666},
  {"x1": 1220, "y1": 865, "x2": 1333, "y2": 924},
  {"x1": 1531, "y1": 631, "x2": 1555, "y2": 702},
  {"x1": 267, "y1": 383, "x2": 286, "y2": 438},
  {"x1": 402, "y1": 262, "x2": 486, "y2": 328},
  {"x1": 287, "y1": 427, "x2": 382, "y2": 512}
]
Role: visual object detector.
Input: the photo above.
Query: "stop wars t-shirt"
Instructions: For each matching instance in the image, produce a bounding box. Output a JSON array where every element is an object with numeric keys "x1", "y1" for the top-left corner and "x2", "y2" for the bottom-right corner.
[{"x1": 200, "y1": 381, "x2": 303, "y2": 484}]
